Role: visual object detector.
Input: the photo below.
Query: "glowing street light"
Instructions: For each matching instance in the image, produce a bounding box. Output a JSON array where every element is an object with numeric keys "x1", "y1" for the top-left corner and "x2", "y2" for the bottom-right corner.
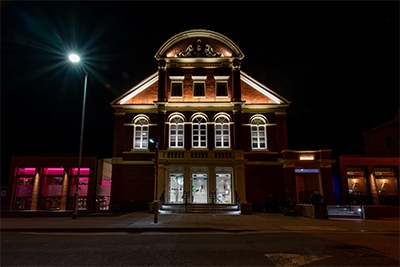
[{"x1": 69, "y1": 53, "x2": 88, "y2": 219}]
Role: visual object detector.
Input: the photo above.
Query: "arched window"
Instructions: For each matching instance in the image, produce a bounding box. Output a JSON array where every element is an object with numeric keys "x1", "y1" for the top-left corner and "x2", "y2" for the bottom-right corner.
[
  {"x1": 192, "y1": 116, "x2": 207, "y2": 148},
  {"x1": 169, "y1": 115, "x2": 184, "y2": 148},
  {"x1": 215, "y1": 116, "x2": 230, "y2": 148},
  {"x1": 133, "y1": 117, "x2": 149, "y2": 149},
  {"x1": 251, "y1": 117, "x2": 266, "y2": 149}
]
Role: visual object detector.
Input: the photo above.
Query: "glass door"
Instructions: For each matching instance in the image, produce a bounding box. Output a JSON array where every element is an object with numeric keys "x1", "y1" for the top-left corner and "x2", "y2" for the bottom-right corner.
[
  {"x1": 168, "y1": 173, "x2": 184, "y2": 203},
  {"x1": 216, "y1": 173, "x2": 232, "y2": 204},
  {"x1": 191, "y1": 173, "x2": 208, "y2": 203}
]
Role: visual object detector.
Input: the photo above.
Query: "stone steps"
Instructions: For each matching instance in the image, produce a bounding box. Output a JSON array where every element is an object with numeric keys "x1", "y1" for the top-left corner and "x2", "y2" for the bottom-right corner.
[
  {"x1": 328, "y1": 206, "x2": 360, "y2": 219},
  {"x1": 160, "y1": 204, "x2": 240, "y2": 214}
]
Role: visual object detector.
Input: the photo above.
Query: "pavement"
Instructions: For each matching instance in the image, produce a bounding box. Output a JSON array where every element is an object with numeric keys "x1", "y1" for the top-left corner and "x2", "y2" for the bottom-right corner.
[{"x1": 1, "y1": 211, "x2": 399, "y2": 233}]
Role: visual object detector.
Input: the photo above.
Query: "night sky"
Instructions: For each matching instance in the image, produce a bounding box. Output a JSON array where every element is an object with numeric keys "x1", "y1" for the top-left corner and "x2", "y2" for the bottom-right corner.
[{"x1": 2, "y1": 1, "x2": 398, "y2": 185}]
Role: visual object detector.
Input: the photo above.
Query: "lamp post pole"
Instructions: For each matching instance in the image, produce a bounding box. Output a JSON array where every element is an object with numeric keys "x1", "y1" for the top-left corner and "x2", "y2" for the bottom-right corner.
[
  {"x1": 150, "y1": 138, "x2": 159, "y2": 223},
  {"x1": 69, "y1": 54, "x2": 87, "y2": 220}
]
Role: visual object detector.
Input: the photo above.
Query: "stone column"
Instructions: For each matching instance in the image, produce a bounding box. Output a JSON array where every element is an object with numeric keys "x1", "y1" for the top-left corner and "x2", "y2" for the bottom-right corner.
[
  {"x1": 233, "y1": 107, "x2": 243, "y2": 150},
  {"x1": 232, "y1": 59, "x2": 241, "y2": 101},
  {"x1": 30, "y1": 172, "x2": 40, "y2": 210},
  {"x1": 209, "y1": 167, "x2": 216, "y2": 203},
  {"x1": 59, "y1": 172, "x2": 68, "y2": 210},
  {"x1": 158, "y1": 60, "x2": 166, "y2": 102}
]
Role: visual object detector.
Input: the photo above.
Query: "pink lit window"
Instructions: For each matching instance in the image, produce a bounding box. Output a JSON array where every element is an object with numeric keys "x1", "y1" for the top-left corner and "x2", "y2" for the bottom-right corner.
[
  {"x1": 71, "y1": 168, "x2": 90, "y2": 176},
  {"x1": 43, "y1": 168, "x2": 64, "y2": 175},
  {"x1": 17, "y1": 168, "x2": 36, "y2": 175}
]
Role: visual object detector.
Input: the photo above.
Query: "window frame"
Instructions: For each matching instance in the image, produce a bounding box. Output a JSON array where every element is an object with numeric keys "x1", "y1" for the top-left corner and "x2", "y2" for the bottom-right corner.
[
  {"x1": 170, "y1": 82, "x2": 183, "y2": 98},
  {"x1": 192, "y1": 116, "x2": 207, "y2": 148},
  {"x1": 215, "y1": 116, "x2": 230, "y2": 148},
  {"x1": 169, "y1": 116, "x2": 185, "y2": 148},
  {"x1": 133, "y1": 117, "x2": 149, "y2": 150},
  {"x1": 251, "y1": 117, "x2": 267, "y2": 150},
  {"x1": 214, "y1": 76, "x2": 229, "y2": 98}
]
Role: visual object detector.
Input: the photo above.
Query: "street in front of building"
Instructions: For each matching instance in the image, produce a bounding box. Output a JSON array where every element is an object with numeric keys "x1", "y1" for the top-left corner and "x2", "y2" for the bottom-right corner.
[
  {"x1": 1, "y1": 212, "x2": 399, "y2": 266},
  {"x1": 1, "y1": 231, "x2": 399, "y2": 266}
]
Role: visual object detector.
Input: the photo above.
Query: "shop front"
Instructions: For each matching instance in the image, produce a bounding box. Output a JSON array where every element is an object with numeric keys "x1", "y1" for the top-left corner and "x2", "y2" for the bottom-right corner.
[{"x1": 164, "y1": 165, "x2": 234, "y2": 205}]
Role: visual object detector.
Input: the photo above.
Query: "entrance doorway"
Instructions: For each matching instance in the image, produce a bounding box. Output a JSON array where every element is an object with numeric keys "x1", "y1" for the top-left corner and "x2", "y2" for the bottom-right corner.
[
  {"x1": 168, "y1": 173, "x2": 184, "y2": 203},
  {"x1": 216, "y1": 173, "x2": 232, "y2": 204},
  {"x1": 191, "y1": 173, "x2": 208, "y2": 203}
]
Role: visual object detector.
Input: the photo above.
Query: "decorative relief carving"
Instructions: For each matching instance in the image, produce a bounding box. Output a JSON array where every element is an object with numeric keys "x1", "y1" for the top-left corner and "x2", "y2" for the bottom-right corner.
[{"x1": 176, "y1": 39, "x2": 223, "y2": 58}]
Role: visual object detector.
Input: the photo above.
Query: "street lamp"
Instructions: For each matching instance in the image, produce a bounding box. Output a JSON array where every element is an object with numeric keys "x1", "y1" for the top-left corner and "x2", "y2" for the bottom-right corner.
[
  {"x1": 149, "y1": 138, "x2": 159, "y2": 223},
  {"x1": 69, "y1": 53, "x2": 88, "y2": 219}
]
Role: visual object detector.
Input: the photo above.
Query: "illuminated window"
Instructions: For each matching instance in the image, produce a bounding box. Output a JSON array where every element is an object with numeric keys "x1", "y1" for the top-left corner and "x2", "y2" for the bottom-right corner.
[
  {"x1": 14, "y1": 167, "x2": 36, "y2": 210},
  {"x1": 170, "y1": 116, "x2": 184, "y2": 148},
  {"x1": 41, "y1": 167, "x2": 65, "y2": 210},
  {"x1": 215, "y1": 116, "x2": 230, "y2": 148},
  {"x1": 171, "y1": 82, "x2": 183, "y2": 97},
  {"x1": 133, "y1": 117, "x2": 149, "y2": 149},
  {"x1": 251, "y1": 117, "x2": 267, "y2": 149},
  {"x1": 192, "y1": 116, "x2": 207, "y2": 148},
  {"x1": 216, "y1": 82, "x2": 228, "y2": 97}
]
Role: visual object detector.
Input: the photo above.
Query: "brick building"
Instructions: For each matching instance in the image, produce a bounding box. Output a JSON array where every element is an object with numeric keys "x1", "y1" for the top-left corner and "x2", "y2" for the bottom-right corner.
[
  {"x1": 4, "y1": 156, "x2": 112, "y2": 211},
  {"x1": 338, "y1": 112, "x2": 400, "y2": 211},
  {"x1": 109, "y1": 29, "x2": 335, "y2": 213}
]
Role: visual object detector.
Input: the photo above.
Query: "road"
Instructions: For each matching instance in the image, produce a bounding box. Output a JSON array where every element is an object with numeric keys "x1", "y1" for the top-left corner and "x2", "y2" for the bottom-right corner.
[{"x1": 1, "y1": 230, "x2": 399, "y2": 266}]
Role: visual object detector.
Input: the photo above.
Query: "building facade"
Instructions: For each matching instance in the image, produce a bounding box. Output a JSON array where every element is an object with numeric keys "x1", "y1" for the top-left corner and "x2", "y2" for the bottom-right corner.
[
  {"x1": 338, "y1": 112, "x2": 400, "y2": 209},
  {"x1": 4, "y1": 156, "x2": 112, "y2": 211},
  {"x1": 109, "y1": 29, "x2": 335, "y2": 213}
]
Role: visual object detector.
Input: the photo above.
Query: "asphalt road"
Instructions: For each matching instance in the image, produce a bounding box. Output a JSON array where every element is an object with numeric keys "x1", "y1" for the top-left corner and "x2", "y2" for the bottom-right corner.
[{"x1": 2, "y1": 231, "x2": 399, "y2": 266}]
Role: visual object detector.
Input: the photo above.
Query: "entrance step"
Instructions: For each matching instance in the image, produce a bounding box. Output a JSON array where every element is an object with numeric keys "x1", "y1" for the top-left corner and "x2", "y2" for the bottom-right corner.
[
  {"x1": 160, "y1": 204, "x2": 240, "y2": 214},
  {"x1": 327, "y1": 206, "x2": 361, "y2": 219}
]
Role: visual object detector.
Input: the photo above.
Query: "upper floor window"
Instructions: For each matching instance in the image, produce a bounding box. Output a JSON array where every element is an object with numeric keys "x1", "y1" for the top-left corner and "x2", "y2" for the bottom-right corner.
[
  {"x1": 192, "y1": 76, "x2": 206, "y2": 97},
  {"x1": 216, "y1": 82, "x2": 228, "y2": 97},
  {"x1": 215, "y1": 116, "x2": 230, "y2": 148},
  {"x1": 133, "y1": 117, "x2": 149, "y2": 149},
  {"x1": 169, "y1": 116, "x2": 184, "y2": 148},
  {"x1": 192, "y1": 116, "x2": 207, "y2": 148},
  {"x1": 214, "y1": 76, "x2": 229, "y2": 98},
  {"x1": 251, "y1": 117, "x2": 266, "y2": 150},
  {"x1": 171, "y1": 82, "x2": 183, "y2": 97},
  {"x1": 193, "y1": 82, "x2": 205, "y2": 97},
  {"x1": 169, "y1": 76, "x2": 184, "y2": 98}
]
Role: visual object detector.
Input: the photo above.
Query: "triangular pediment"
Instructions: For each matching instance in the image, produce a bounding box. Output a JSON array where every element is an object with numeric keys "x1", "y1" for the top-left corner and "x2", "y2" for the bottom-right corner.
[{"x1": 111, "y1": 71, "x2": 289, "y2": 106}]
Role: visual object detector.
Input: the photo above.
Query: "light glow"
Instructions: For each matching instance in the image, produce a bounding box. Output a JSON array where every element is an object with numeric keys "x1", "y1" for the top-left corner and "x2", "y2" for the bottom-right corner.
[
  {"x1": 299, "y1": 154, "x2": 315, "y2": 160},
  {"x1": 69, "y1": 54, "x2": 80, "y2": 63}
]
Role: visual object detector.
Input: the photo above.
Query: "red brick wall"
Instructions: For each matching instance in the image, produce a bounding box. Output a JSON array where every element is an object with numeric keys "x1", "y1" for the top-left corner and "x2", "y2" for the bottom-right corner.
[
  {"x1": 109, "y1": 164, "x2": 154, "y2": 210},
  {"x1": 245, "y1": 165, "x2": 285, "y2": 211}
]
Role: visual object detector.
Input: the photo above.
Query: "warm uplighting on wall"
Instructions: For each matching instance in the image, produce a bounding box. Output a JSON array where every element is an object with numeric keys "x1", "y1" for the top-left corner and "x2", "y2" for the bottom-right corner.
[{"x1": 299, "y1": 154, "x2": 314, "y2": 160}]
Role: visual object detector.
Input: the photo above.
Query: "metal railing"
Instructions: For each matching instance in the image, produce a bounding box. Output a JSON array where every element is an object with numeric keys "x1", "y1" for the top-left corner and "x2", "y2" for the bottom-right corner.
[
  {"x1": 182, "y1": 190, "x2": 189, "y2": 212},
  {"x1": 339, "y1": 191, "x2": 400, "y2": 207},
  {"x1": 209, "y1": 190, "x2": 216, "y2": 211}
]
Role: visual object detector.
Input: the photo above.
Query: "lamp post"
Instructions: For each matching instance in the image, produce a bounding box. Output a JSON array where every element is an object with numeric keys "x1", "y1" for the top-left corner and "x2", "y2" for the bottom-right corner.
[
  {"x1": 149, "y1": 138, "x2": 159, "y2": 223},
  {"x1": 69, "y1": 54, "x2": 88, "y2": 219}
]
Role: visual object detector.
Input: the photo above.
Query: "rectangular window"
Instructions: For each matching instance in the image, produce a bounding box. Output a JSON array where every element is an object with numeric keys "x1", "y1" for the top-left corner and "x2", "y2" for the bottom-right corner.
[
  {"x1": 170, "y1": 123, "x2": 184, "y2": 148},
  {"x1": 216, "y1": 82, "x2": 228, "y2": 97},
  {"x1": 14, "y1": 167, "x2": 36, "y2": 210},
  {"x1": 171, "y1": 82, "x2": 183, "y2": 97},
  {"x1": 192, "y1": 124, "x2": 207, "y2": 148},
  {"x1": 193, "y1": 82, "x2": 205, "y2": 97},
  {"x1": 215, "y1": 124, "x2": 230, "y2": 148},
  {"x1": 134, "y1": 125, "x2": 148, "y2": 149},
  {"x1": 251, "y1": 125, "x2": 266, "y2": 149}
]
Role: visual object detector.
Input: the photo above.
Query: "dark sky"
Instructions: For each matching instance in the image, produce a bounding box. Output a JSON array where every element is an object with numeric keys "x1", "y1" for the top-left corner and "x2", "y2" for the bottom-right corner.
[{"x1": 2, "y1": 1, "x2": 399, "y2": 185}]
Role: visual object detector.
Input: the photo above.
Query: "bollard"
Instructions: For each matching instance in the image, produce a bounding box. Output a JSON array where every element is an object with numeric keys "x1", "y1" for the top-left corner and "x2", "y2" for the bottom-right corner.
[{"x1": 153, "y1": 200, "x2": 158, "y2": 223}]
